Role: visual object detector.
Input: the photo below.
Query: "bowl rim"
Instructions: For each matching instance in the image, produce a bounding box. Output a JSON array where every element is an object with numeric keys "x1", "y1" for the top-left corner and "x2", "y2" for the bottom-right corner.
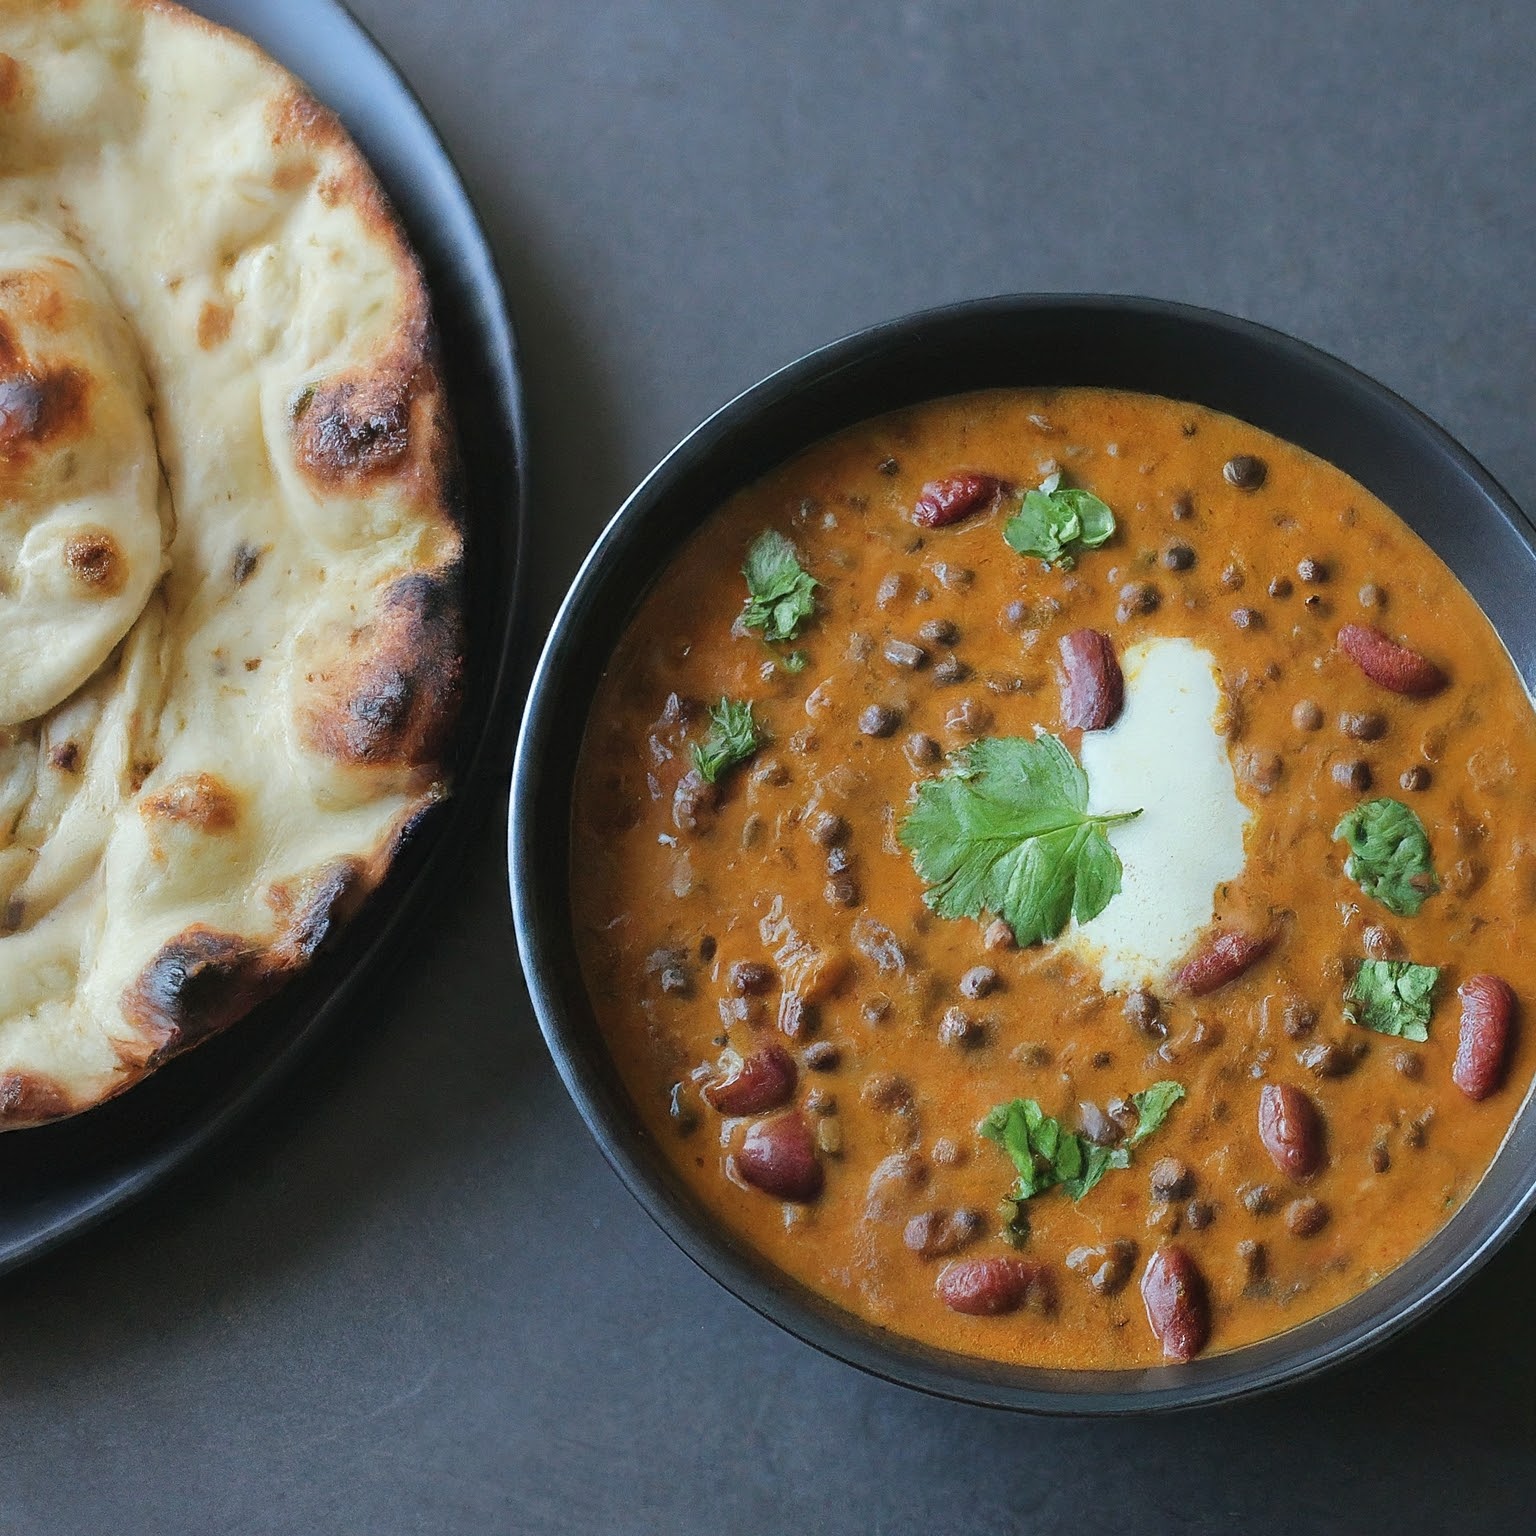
[{"x1": 510, "y1": 292, "x2": 1536, "y2": 1415}]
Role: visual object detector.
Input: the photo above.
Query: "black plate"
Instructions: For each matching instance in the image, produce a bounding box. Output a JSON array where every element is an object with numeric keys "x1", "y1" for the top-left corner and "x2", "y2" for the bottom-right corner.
[
  {"x1": 511, "y1": 295, "x2": 1536, "y2": 1413},
  {"x1": 0, "y1": 0, "x2": 527, "y2": 1273}
]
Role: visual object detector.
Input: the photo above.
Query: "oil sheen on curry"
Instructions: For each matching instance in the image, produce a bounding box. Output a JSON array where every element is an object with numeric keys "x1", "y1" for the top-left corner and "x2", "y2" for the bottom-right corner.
[{"x1": 571, "y1": 388, "x2": 1534, "y2": 1369}]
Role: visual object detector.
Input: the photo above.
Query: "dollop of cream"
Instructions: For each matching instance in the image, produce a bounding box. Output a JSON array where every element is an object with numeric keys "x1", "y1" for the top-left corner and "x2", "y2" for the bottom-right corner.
[{"x1": 1062, "y1": 637, "x2": 1250, "y2": 990}]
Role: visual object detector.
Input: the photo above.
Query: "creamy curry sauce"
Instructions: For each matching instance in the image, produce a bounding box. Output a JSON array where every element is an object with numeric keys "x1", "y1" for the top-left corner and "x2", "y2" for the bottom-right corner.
[{"x1": 571, "y1": 388, "x2": 1536, "y2": 1369}]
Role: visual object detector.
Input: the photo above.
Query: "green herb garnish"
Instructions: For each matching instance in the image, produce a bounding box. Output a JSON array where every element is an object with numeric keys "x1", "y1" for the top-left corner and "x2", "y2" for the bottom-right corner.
[
  {"x1": 1002, "y1": 473, "x2": 1117, "y2": 568},
  {"x1": 1333, "y1": 797, "x2": 1439, "y2": 916},
  {"x1": 980, "y1": 1101, "x2": 1125, "y2": 1244},
  {"x1": 781, "y1": 649, "x2": 810, "y2": 674},
  {"x1": 980, "y1": 1082, "x2": 1185, "y2": 1241},
  {"x1": 740, "y1": 530, "x2": 818, "y2": 643},
  {"x1": 897, "y1": 734, "x2": 1141, "y2": 947},
  {"x1": 1126, "y1": 1080, "x2": 1186, "y2": 1146},
  {"x1": 1346, "y1": 958, "x2": 1440, "y2": 1041},
  {"x1": 691, "y1": 697, "x2": 761, "y2": 784}
]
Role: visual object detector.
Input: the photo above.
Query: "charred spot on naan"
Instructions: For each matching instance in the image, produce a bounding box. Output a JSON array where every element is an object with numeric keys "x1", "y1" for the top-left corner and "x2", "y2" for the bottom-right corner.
[
  {"x1": 119, "y1": 797, "x2": 434, "y2": 1071},
  {"x1": 195, "y1": 299, "x2": 232, "y2": 349},
  {"x1": 139, "y1": 771, "x2": 242, "y2": 834},
  {"x1": 122, "y1": 924, "x2": 280, "y2": 1062},
  {"x1": 299, "y1": 567, "x2": 463, "y2": 770},
  {"x1": 230, "y1": 540, "x2": 264, "y2": 585},
  {"x1": 63, "y1": 528, "x2": 127, "y2": 595},
  {"x1": 0, "y1": 265, "x2": 71, "y2": 331},
  {"x1": 0, "y1": 1071, "x2": 71, "y2": 1127},
  {"x1": 293, "y1": 364, "x2": 413, "y2": 483},
  {"x1": 267, "y1": 857, "x2": 368, "y2": 968},
  {"x1": 0, "y1": 319, "x2": 91, "y2": 466},
  {"x1": 387, "y1": 783, "x2": 448, "y2": 856},
  {"x1": 48, "y1": 739, "x2": 82, "y2": 773},
  {"x1": 289, "y1": 331, "x2": 456, "y2": 533},
  {"x1": 0, "y1": 54, "x2": 26, "y2": 111},
  {"x1": 0, "y1": 366, "x2": 88, "y2": 455},
  {"x1": 264, "y1": 82, "x2": 457, "y2": 539}
]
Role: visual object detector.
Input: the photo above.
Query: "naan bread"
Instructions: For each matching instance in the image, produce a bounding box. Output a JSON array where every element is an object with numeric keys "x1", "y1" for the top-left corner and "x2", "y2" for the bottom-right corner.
[{"x1": 0, "y1": 0, "x2": 462, "y2": 1125}]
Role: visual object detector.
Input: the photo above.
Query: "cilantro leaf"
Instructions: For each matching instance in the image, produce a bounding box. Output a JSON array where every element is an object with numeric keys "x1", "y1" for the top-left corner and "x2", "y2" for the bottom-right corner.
[
  {"x1": 1126, "y1": 1080, "x2": 1186, "y2": 1146},
  {"x1": 740, "y1": 530, "x2": 818, "y2": 643},
  {"x1": 1346, "y1": 958, "x2": 1440, "y2": 1041},
  {"x1": 691, "y1": 697, "x2": 761, "y2": 784},
  {"x1": 1058, "y1": 1142, "x2": 1130, "y2": 1202},
  {"x1": 979, "y1": 1084, "x2": 1183, "y2": 1234},
  {"x1": 898, "y1": 734, "x2": 1141, "y2": 946},
  {"x1": 979, "y1": 1098, "x2": 1057, "y2": 1200},
  {"x1": 1333, "y1": 797, "x2": 1438, "y2": 916},
  {"x1": 1002, "y1": 474, "x2": 1117, "y2": 568}
]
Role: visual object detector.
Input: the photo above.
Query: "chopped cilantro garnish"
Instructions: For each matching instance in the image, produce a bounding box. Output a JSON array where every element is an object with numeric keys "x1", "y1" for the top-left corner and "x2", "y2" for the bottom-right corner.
[
  {"x1": 1346, "y1": 958, "x2": 1440, "y2": 1041},
  {"x1": 1333, "y1": 797, "x2": 1438, "y2": 916},
  {"x1": 1126, "y1": 1080, "x2": 1186, "y2": 1145},
  {"x1": 980, "y1": 1083, "x2": 1185, "y2": 1241},
  {"x1": 691, "y1": 697, "x2": 761, "y2": 784},
  {"x1": 1002, "y1": 473, "x2": 1116, "y2": 567},
  {"x1": 740, "y1": 530, "x2": 818, "y2": 643}
]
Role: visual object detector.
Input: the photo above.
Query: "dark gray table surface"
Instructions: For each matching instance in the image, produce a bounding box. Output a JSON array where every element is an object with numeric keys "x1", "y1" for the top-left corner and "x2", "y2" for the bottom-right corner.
[{"x1": 5, "y1": 2, "x2": 1535, "y2": 1531}]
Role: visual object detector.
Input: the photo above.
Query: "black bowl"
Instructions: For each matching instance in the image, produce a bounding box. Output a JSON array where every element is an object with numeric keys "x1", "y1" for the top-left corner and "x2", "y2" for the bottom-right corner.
[{"x1": 510, "y1": 295, "x2": 1536, "y2": 1414}]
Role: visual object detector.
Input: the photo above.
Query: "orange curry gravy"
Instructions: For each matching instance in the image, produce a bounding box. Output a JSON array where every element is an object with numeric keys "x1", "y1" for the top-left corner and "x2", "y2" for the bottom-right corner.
[{"x1": 571, "y1": 388, "x2": 1536, "y2": 1369}]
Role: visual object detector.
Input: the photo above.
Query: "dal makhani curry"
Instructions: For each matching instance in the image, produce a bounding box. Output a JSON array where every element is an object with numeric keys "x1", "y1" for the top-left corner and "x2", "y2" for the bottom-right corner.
[{"x1": 571, "y1": 388, "x2": 1531, "y2": 1368}]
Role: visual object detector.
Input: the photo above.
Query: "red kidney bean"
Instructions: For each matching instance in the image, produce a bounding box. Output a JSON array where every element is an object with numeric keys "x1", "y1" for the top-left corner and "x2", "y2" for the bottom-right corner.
[
  {"x1": 912, "y1": 473, "x2": 1003, "y2": 528},
  {"x1": 1337, "y1": 623, "x2": 1447, "y2": 696},
  {"x1": 1058, "y1": 628, "x2": 1124, "y2": 731},
  {"x1": 734, "y1": 1113, "x2": 823, "y2": 1201},
  {"x1": 1140, "y1": 1246, "x2": 1211, "y2": 1362},
  {"x1": 1174, "y1": 928, "x2": 1276, "y2": 995},
  {"x1": 1257, "y1": 1083, "x2": 1325, "y2": 1179},
  {"x1": 1453, "y1": 974, "x2": 1516, "y2": 1100},
  {"x1": 702, "y1": 1046, "x2": 798, "y2": 1116},
  {"x1": 936, "y1": 1256, "x2": 1051, "y2": 1316}
]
